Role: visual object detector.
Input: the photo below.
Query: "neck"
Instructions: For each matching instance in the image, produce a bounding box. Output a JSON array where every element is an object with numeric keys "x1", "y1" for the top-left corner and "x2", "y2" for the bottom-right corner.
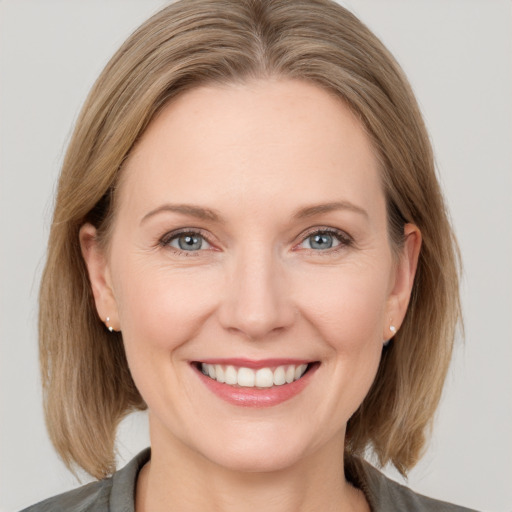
[{"x1": 135, "y1": 422, "x2": 368, "y2": 512}]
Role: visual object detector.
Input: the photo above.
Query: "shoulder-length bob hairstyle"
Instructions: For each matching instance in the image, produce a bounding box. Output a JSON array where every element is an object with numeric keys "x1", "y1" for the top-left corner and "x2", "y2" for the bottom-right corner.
[{"x1": 39, "y1": 0, "x2": 461, "y2": 479}]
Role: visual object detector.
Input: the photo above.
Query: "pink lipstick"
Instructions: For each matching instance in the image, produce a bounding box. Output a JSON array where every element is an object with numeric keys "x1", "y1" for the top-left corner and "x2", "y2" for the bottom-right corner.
[{"x1": 192, "y1": 359, "x2": 319, "y2": 407}]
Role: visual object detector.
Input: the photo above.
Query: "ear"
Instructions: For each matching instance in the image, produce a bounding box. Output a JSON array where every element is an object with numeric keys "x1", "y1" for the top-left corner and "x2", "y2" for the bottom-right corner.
[
  {"x1": 384, "y1": 223, "x2": 422, "y2": 341},
  {"x1": 79, "y1": 223, "x2": 120, "y2": 332}
]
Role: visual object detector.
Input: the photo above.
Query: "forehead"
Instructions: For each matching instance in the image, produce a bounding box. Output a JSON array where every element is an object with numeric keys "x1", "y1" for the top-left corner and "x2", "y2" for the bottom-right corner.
[{"x1": 118, "y1": 79, "x2": 383, "y2": 220}]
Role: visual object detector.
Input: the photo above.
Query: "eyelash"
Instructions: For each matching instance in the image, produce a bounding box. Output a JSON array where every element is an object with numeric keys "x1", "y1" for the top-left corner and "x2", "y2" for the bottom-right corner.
[
  {"x1": 158, "y1": 228, "x2": 213, "y2": 256},
  {"x1": 158, "y1": 227, "x2": 353, "y2": 256},
  {"x1": 295, "y1": 227, "x2": 354, "y2": 254}
]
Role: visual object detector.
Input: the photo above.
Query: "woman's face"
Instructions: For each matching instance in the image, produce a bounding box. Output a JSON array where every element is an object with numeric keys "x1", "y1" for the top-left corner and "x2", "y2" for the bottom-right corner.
[{"x1": 83, "y1": 79, "x2": 419, "y2": 472}]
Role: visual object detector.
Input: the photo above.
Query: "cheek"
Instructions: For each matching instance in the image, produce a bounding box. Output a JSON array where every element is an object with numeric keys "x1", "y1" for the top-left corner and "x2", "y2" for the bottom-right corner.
[
  {"x1": 113, "y1": 263, "x2": 221, "y2": 357},
  {"x1": 282, "y1": 263, "x2": 391, "y2": 437},
  {"x1": 293, "y1": 264, "x2": 390, "y2": 350}
]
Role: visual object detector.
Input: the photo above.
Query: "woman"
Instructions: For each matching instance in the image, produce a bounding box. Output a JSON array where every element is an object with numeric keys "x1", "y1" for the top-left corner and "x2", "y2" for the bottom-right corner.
[{"x1": 23, "y1": 0, "x2": 477, "y2": 510}]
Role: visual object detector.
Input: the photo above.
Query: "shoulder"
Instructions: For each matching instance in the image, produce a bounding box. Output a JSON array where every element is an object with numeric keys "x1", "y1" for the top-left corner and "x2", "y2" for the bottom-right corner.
[
  {"x1": 19, "y1": 479, "x2": 112, "y2": 512},
  {"x1": 20, "y1": 448, "x2": 151, "y2": 512},
  {"x1": 347, "y1": 457, "x2": 480, "y2": 512}
]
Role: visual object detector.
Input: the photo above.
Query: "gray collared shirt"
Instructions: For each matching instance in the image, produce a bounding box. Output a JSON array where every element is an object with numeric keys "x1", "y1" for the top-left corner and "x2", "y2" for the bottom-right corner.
[{"x1": 21, "y1": 448, "x2": 478, "y2": 512}]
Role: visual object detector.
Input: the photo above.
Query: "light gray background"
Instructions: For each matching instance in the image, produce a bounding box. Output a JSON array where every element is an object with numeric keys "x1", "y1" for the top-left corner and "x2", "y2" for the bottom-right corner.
[{"x1": 1, "y1": 1, "x2": 511, "y2": 511}]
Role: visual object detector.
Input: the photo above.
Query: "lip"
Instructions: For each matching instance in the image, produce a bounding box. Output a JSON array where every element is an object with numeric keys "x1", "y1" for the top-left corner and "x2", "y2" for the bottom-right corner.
[{"x1": 192, "y1": 360, "x2": 319, "y2": 408}]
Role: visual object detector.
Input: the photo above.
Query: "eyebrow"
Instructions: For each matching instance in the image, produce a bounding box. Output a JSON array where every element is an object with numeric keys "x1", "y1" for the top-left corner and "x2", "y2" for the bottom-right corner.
[
  {"x1": 140, "y1": 200, "x2": 368, "y2": 225},
  {"x1": 293, "y1": 201, "x2": 368, "y2": 220},
  {"x1": 140, "y1": 204, "x2": 223, "y2": 225}
]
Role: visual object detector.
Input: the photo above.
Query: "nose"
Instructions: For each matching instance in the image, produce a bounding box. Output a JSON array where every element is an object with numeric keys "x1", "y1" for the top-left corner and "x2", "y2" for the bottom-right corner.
[{"x1": 217, "y1": 247, "x2": 295, "y2": 341}]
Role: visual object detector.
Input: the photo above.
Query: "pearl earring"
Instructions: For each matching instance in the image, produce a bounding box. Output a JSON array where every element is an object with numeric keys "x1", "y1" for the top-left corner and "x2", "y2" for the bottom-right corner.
[
  {"x1": 383, "y1": 324, "x2": 397, "y2": 348},
  {"x1": 106, "y1": 316, "x2": 114, "y2": 333}
]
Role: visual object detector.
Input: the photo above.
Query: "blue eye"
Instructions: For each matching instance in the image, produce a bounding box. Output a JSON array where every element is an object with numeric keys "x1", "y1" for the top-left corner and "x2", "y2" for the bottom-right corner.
[
  {"x1": 299, "y1": 230, "x2": 348, "y2": 251},
  {"x1": 167, "y1": 232, "x2": 211, "y2": 251}
]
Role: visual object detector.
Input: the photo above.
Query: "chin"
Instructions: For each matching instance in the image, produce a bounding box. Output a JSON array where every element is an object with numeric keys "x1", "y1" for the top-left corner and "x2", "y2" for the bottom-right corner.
[
  {"x1": 205, "y1": 445, "x2": 307, "y2": 474},
  {"x1": 191, "y1": 422, "x2": 321, "y2": 474}
]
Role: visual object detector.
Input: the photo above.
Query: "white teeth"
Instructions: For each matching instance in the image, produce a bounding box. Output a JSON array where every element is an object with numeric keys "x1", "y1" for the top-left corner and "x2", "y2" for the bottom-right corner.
[
  {"x1": 200, "y1": 363, "x2": 309, "y2": 388},
  {"x1": 225, "y1": 365, "x2": 237, "y2": 385},
  {"x1": 295, "y1": 364, "x2": 307, "y2": 380},
  {"x1": 215, "y1": 365, "x2": 225, "y2": 383},
  {"x1": 255, "y1": 368, "x2": 274, "y2": 388},
  {"x1": 273, "y1": 366, "x2": 286, "y2": 386},
  {"x1": 237, "y1": 367, "x2": 255, "y2": 387}
]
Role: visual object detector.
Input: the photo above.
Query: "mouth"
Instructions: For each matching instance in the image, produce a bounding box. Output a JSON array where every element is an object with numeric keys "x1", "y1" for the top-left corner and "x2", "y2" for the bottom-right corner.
[
  {"x1": 195, "y1": 361, "x2": 312, "y2": 388},
  {"x1": 191, "y1": 359, "x2": 319, "y2": 407}
]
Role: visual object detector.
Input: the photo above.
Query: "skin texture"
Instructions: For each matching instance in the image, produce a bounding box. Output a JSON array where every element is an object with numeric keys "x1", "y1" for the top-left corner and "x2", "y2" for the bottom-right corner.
[{"x1": 80, "y1": 79, "x2": 421, "y2": 512}]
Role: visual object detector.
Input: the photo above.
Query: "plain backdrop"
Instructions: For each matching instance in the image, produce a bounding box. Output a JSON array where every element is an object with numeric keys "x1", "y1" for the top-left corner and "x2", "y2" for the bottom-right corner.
[{"x1": 1, "y1": 1, "x2": 511, "y2": 511}]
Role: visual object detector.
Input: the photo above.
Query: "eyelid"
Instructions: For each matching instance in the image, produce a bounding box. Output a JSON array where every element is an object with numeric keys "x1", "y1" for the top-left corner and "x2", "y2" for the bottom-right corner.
[
  {"x1": 159, "y1": 228, "x2": 217, "y2": 251},
  {"x1": 157, "y1": 226, "x2": 353, "y2": 254},
  {"x1": 293, "y1": 226, "x2": 354, "y2": 251}
]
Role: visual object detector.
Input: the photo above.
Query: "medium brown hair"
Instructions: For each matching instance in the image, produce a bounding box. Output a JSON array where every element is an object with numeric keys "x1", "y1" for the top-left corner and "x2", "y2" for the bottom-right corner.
[{"x1": 39, "y1": 0, "x2": 461, "y2": 479}]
